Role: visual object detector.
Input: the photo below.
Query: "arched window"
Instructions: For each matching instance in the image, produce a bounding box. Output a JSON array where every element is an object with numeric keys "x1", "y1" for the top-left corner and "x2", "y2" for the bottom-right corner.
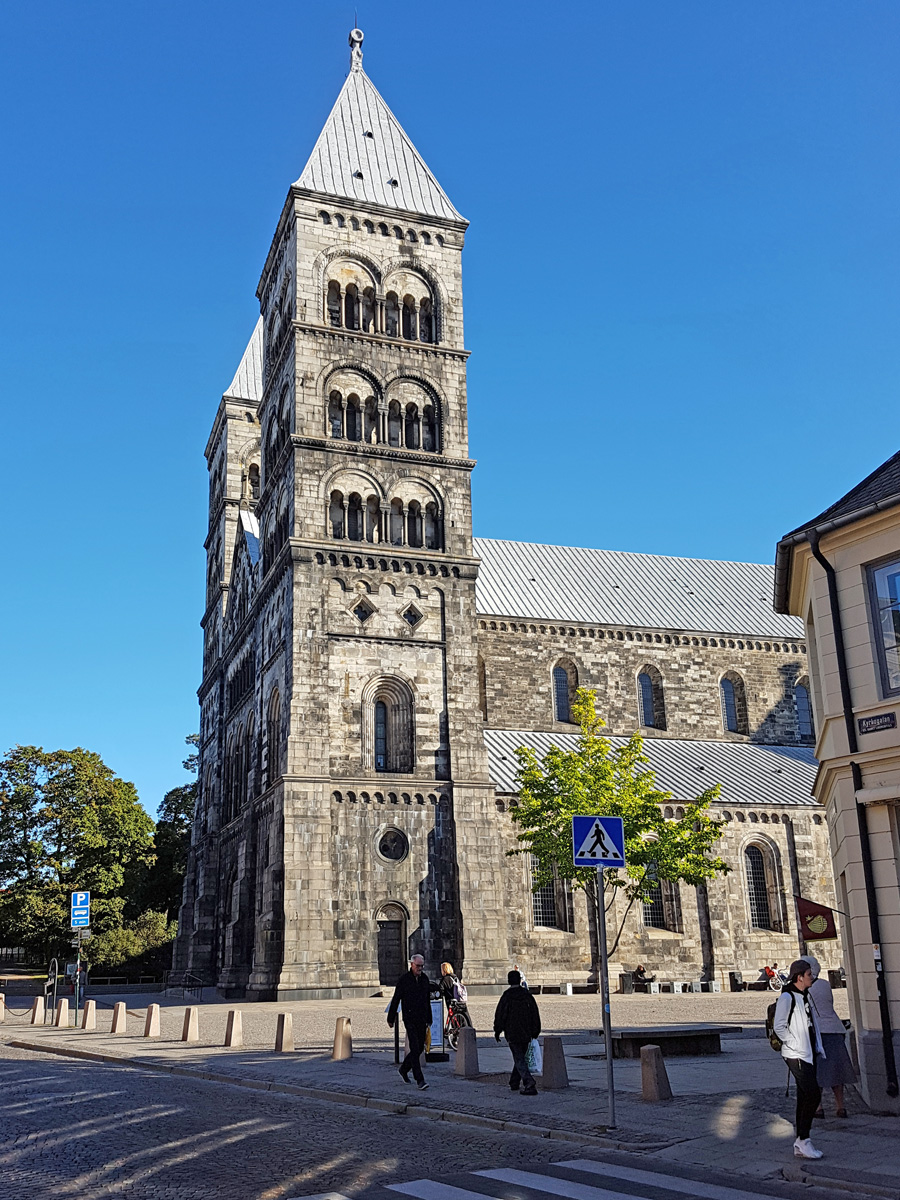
[
  {"x1": 419, "y1": 297, "x2": 433, "y2": 343},
  {"x1": 422, "y1": 404, "x2": 437, "y2": 452},
  {"x1": 385, "y1": 292, "x2": 399, "y2": 337},
  {"x1": 266, "y1": 690, "x2": 282, "y2": 787},
  {"x1": 328, "y1": 391, "x2": 343, "y2": 439},
  {"x1": 389, "y1": 499, "x2": 404, "y2": 546},
  {"x1": 387, "y1": 401, "x2": 402, "y2": 447},
  {"x1": 361, "y1": 287, "x2": 375, "y2": 333},
  {"x1": 329, "y1": 490, "x2": 345, "y2": 539},
  {"x1": 642, "y1": 878, "x2": 682, "y2": 931},
  {"x1": 347, "y1": 493, "x2": 364, "y2": 541},
  {"x1": 424, "y1": 502, "x2": 440, "y2": 550},
  {"x1": 326, "y1": 280, "x2": 342, "y2": 327},
  {"x1": 553, "y1": 661, "x2": 578, "y2": 723},
  {"x1": 367, "y1": 679, "x2": 415, "y2": 773},
  {"x1": 720, "y1": 672, "x2": 749, "y2": 734},
  {"x1": 344, "y1": 284, "x2": 359, "y2": 331},
  {"x1": 744, "y1": 843, "x2": 785, "y2": 931},
  {"x1": 345, "y1": 395, "x2": 362, "y2": 442},
  {"x1": 404, "y1": 403, "x2": 420, "y2": 450},
  {"x1": 402, "y1": 295, "x2": 417, "y2": 340},
  {"x1": 248, "y1": 463, "x2": 260, "y2": 500},
  {"x1": 477, "y1": 655, "x2": 488, "y2": 721},
  {"x1": 365, "y1": 495, "x2": 381, "y2": 543},
  {"x1": 637, "y1": 666, "x2": 666, "y2": 730},
  {"x1": 407, "y1": 500, "x2": 423, "y2": 548},
  {"x1": 364, "y1": 396, "x2": 379, "y2": 444},
  {"x1": 530, "y1": 856, "x2": 573, "y2": 930},
  {"x1": 795, "y1": 679, "x2": 814, "y2": 742}
]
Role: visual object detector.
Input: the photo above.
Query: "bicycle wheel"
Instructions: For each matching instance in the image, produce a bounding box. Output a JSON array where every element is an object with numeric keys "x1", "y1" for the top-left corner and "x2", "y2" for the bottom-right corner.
[{"x1": 447, "y1": 1020, "x2": 460, "y2": 1050}]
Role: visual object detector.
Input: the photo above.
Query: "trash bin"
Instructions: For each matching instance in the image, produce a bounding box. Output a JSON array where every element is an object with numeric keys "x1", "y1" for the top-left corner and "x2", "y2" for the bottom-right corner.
[
  {"x1": 729, "y1": 971, "x2": 744, "y2": 992},
  {"x1": 619, "y1": 973, "x2": 634, "y2": 994},
  {"x1": 562, "y1": 982, "x2": 573, "y2": 996}
]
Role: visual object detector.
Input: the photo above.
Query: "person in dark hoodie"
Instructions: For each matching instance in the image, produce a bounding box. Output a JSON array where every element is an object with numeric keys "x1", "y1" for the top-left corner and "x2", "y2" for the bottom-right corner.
[
  {"x1": 387, "y1": 954, "x2": 432, "y2": 1090},
  {"x1": 493, "y1": 969, "x2": 541, "y2": 1095}
]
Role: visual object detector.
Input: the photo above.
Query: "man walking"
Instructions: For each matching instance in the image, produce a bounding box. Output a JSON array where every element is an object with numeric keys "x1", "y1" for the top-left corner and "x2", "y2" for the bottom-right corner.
[
  {"x1": 493, "y1": 969, "x2": 541, "y2": 1095},
  {"x1": 387, "y1": 953, "x2": 432, "y2": 1090}
]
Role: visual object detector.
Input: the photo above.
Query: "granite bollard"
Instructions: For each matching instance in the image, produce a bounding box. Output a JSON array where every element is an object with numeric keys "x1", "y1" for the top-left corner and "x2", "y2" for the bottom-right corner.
[
  {"x1": 540, "y1": 1035, "x2": 569, "y2": 1089},
  {"x1": 453, "y1": 1025, "x2": 479, "y2": 1078},
  {"x1": 144, "y1": 1004, "x2": 161, "y2": 1037},
  {"x1": 224, "y1": 1009, "x2": 242, "y2": 1048},
  {"x1": 111, "y1": 1001, "x2": 127, "y2": 1034},
  {"x1": 0, "y1": 993, "x2": 5, "y2": 1023},
  {"x1": 275, "y1": 1012, "x2": 293, "y2": 1053},
  {"x1": 30, "y1": 996, "x2": 45, "y2": 1025},
  {"x1": 332, "y1": 1016, "x2": 352, "y2": 1061},
  {"x1": 641, "y1": 1043, "x2": 673, "y2": 1101},
  {"x1": 81, "y1": 999, "x2": 96, "y2": 1031},
  {"x1": 181, "y1": 1006, "x2": 200, "y2": 1043},
  {"x1": 54, "y1": 998, "x2": 69, "y2": 1028}
]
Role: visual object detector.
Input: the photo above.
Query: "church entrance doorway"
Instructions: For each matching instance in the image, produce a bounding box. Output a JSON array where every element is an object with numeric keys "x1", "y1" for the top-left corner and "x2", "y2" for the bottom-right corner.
[{"x1": 376, "y1": 903, "x2": 407, "y2": 985}]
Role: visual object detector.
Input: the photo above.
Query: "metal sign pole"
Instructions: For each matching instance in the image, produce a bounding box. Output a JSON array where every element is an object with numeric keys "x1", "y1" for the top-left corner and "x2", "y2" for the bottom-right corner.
[
  {"x1": 596, "y1": 866, "x2": 616, "y2": 1130},
  {"x1": 74, "y1": 931, "x2": 81, "y2": 1027}
]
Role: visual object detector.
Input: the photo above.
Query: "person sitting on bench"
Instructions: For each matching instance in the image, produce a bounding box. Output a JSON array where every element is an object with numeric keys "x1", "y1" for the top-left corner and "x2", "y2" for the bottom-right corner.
[{"x1": 632, "y1": 965, "x2": 655, "y2": 987}]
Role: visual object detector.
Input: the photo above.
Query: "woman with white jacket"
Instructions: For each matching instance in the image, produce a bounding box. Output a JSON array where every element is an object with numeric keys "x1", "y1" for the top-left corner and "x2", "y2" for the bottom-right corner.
[
  {"x1": 773, "y1": 959, "x2": 826, "y2": 1160},
  {"x1": 802, "y1": 954, "x2": 855, "y2": 1117}
]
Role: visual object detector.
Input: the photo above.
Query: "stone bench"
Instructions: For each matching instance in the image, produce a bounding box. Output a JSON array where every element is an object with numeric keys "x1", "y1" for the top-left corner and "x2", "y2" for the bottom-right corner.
[{"x1": 609, "y1": 1023, "x2": 740, "y2": 1058}]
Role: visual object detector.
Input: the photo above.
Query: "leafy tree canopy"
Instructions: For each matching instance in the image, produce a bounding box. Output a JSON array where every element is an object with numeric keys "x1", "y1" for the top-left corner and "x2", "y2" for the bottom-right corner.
[{"x1": 510, "y1": 690, "x2": 730, "y2": 916}]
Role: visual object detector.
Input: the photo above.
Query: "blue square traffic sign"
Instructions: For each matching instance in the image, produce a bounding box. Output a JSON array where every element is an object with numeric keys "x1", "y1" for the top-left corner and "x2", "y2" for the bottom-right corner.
[
  {"x1": 572, "y1": 816, "x2": 625, "y2": 868},
  {"x1": 71, "y1": 891, "x2": 90, "y2": 929}
]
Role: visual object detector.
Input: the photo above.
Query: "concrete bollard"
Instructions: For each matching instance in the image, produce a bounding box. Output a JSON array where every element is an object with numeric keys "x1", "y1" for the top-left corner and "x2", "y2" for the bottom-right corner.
[
  {"x1": 224, "y1": 1009, "x2": 243, "y2": 1048},
  {"x1": 81, "y1": 999, "x2": 96, "y2": 1030},
  {"x1": 540, "y1": 1035, "x2": 569, "y2": 1089},
  {"x1": 332, "y1": 1016, "x2": 352, "y2": 1061},
  {"x1": 275, "y1": 1012, "x2": 293, "y2": 1053},
  {"x1": 111, "y1": 1001, "x2": 128, "y2": 1034},
  {"x1": 453, "y1": 1025, "x2": 480, "y2": 1078},
  {"x1": 640, "y1": 1043, "x2": 673, "y2": 1102},
  {"x1": 0, "y1": 993, "x2": 5, "y2": 1023},
  {"x1": 54, "y1": 998, "x2": 69, "y2": 1028},
  {"x1": 181, "y1": 1006, "x2": 199, "y2": 1043},
  {"x1": 144, "y1": 1003, "x2": 161, "y2": 1037},
  {"x1": 30, "y1": 996, "x2": 45, "y2": 1025}
]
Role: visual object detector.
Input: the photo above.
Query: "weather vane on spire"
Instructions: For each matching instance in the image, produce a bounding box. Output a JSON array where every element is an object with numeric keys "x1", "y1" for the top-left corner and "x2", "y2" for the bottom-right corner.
[{"x1": 349, "y1": 27, "x2": 364, "y2": 71}]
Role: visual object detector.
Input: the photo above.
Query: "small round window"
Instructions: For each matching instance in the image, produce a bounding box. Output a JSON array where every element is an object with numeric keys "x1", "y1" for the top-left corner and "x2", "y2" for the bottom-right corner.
[{"x1": 378, "y1": 828, "x2": 409, "y2": 862}]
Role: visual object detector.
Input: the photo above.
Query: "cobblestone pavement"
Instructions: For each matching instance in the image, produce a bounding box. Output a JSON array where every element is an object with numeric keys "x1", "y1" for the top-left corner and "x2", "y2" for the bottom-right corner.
[{"x1": 0, "y1": 1043, "x2": 581, "y2": 1200}]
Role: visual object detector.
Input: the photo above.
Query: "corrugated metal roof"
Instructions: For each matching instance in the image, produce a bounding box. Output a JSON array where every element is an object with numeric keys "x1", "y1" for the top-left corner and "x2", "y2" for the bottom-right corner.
[
  {"x1": 295, "y1": 65, "x2": 463, "y2": 222},
  {"x1": 484, "y1": 729, "x2": 819, "y2": 808},
  {"x1": 225, "y1": 317, "x2": 263, "y2": 402},
  {"x1": 473, "y1": 538, "x2": 804, "y2": 639}
]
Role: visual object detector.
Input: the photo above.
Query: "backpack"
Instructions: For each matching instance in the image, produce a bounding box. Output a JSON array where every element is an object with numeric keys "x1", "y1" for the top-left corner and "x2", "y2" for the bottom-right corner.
[
  {"x1": 452, "y1": 978, "x2": 468, "y2": 1005},
  {"x1": 766, "y1": 991, "x2": 795, "y2": 1052}
]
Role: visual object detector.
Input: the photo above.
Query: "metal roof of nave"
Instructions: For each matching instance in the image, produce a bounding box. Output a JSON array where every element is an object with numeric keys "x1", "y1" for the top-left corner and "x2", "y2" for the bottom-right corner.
[
  {"x1": 474, "y1": 537, "x2": 805, "y2": 639},
  {"x1": 484, "y1": 729, "x2": 819, "y2": 807},
  {"x1": 294, "y1": 30, "x2": 463, "y2": 223}
]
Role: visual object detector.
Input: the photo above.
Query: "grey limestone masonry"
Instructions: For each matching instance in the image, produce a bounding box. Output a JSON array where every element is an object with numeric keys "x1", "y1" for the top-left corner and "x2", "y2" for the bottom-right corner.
[{"x1": 174, "y1": 49, "x2": 840, "y2": 999}]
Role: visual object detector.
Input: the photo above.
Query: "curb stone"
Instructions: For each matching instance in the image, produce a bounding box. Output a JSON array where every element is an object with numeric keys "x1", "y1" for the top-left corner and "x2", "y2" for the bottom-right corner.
[
  {"x1": 5, "y1": 1038, "x2": 615, "y2": 1148},
  {"x1": 782, "y1": 1163, "x2": 900, "y2": 1200}
]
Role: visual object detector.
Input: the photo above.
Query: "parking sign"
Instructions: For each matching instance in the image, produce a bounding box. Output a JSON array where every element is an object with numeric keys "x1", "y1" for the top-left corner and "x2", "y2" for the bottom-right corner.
[{"x1": 70, "y1": 891, "x2": 90, "y2": 929}]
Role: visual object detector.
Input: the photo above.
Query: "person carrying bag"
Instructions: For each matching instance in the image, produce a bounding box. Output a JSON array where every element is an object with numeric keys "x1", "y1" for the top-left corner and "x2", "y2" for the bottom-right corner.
[{"x1": 773, "y1": 959, "x2": 826, "y2": 1161}]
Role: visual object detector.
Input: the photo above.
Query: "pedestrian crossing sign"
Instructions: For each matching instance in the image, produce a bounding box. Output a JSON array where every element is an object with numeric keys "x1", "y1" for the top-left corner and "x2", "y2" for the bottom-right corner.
[{"x1": 572, "y1": 815, "x2": 625, "y2": 867}]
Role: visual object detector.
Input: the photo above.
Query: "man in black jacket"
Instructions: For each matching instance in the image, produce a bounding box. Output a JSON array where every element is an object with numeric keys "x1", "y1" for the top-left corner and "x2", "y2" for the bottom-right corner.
[
  {"x1": 387, "y1": 954, "x2": 432, "y2": 1089},
  {"x1": 493, "y1": 969, "x2": 541, "y2": 1095}
]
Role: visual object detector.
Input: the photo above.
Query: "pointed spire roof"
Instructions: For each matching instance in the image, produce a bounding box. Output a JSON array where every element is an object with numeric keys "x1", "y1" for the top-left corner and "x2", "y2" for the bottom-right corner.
[
  {"x1": 224, "y1": 316, "x2": 263, "y2": 402},
  {"x1": 295, "y1": 29, "x2": 463, "y2": 223}
]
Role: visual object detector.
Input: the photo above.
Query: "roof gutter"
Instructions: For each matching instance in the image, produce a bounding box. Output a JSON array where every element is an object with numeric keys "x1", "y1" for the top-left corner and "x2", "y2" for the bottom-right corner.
[
  {"x1": 774, "y1": 491, "x2": 900, "y2": 614},
  {"x1": 807, "y1": 530, "x2": 898, "y2": 1099}
]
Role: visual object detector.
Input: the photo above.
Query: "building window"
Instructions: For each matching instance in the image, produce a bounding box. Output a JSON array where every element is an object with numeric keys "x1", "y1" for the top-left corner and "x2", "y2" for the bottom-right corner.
[
  {"x1": 745, "y1": 844, "x2": 783, "y2": 931},
  {"x1": 637, "y1": 666, "x2": 666, "y2": 730},
  {"x1": 553, "y1": 661, "x2": 578, "y2": 723},
  {"x1": 374, "y1": 700, "x2": 388, "y2": 770},
  {"x1": 530, "y1": 856, "x2": 573, "y2": 930},
  {"x1": 795, "y1": 679, "x2": 814, "y2": 741},
  {"x1": 642, "y1": 878, "x2": 682, "y2": 931},
  {"x1": 367, "y1": 679, "x2": 414, "y2": 773},
  {"x1": 266, "y1": 689, "x2": 282, "y2": 787},
  {"x1": 868, "y1": 556, "x2": 900, "y2": 695},
  {"x1": 720, "y1": 672, "x2": 749, "y2": 734}
]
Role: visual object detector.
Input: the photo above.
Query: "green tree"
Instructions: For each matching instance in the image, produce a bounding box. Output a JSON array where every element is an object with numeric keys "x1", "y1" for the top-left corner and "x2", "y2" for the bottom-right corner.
[
  {"x1": 510, "y1": 690, "x2": 730, "y2": 958},
  {"x1": 0, "y1": 745, "x2": 154, "y2": 957},
  {"x1": 129, "y1": 735, "x2": 198, "y2": 922},
  {"x1": 88, "y1": 909, "x2": 176, "y2": 972}
]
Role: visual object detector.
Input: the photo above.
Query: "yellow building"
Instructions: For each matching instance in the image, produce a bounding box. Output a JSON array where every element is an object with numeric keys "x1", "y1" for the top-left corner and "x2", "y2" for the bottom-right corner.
[{"x1": 776, "y1": 450, "x2": 900, "y2": 1112}]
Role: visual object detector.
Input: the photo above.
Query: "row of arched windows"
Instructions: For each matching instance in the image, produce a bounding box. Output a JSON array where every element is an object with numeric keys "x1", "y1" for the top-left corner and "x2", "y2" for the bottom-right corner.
[
  {"x1": 318, "y1": 210, "x2": 445, "y2": 246},
  {"x1": 328, "y1": 389, "x2": 439, "y2": 452},
  {"x1": 326, "y1": 281, "x2": 435, "y2": 342},
  {"x1": 328, "y1": 492, "x2": 442, "y2": 550},
  {"x1": 262, "y1": 494, "x2": 289, "y2": 575},
  {"x1": 222, "y1": 690, "x2": 282, "y2": 825}
]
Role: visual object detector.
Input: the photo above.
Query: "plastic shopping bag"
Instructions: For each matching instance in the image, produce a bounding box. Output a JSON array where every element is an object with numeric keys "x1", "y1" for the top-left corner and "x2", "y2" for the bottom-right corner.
[{"x1": 526, "y1": 1037, "x2": 543, "y2": 1074}]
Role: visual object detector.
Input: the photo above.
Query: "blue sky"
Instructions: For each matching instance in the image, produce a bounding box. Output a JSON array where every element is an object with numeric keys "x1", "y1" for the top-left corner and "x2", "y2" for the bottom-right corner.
[{"x1": 2, "y1": 2, "x2": 898, "y2": 815}]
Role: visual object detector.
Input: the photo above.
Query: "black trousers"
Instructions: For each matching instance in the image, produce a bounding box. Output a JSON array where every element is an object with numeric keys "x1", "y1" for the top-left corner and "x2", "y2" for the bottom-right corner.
[
  {"x1": 507, "y1": 1039, "x2": 535, "y2": 1090},
  {"x1": 401, "y1": 1021, "x2": 427, "y2": 1083},
  {"x1": 786, "y1": 1057, "x2": 822, "y2": 1140}
]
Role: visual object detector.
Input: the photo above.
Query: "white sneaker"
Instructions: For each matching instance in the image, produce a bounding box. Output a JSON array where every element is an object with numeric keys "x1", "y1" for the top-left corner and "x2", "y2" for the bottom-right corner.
[{"x1": 793, "y1": 1138, "x2": 823, "y2": 1160}]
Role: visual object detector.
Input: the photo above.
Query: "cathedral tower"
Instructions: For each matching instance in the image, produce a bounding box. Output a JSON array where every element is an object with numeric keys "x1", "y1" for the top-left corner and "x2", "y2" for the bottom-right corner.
[{"x1": 177, "y1": 30, "x2": 509, "y2": 997}]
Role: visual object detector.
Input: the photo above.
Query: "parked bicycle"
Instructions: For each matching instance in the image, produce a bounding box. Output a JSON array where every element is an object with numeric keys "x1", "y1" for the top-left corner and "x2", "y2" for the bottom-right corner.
[
  {"x1": 445, "y1": 999, "x2": 473, "y2": 1049},
  {"x1": 437, "y1": 961, "x2": 474, "y2": 1050}
]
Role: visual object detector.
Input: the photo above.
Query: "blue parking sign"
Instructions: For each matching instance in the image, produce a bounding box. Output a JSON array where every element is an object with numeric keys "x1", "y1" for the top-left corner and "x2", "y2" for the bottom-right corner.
[
  {"x1": 70, "y1": 891, "x2": 90, "y2": 928},
  {"x1": 572, "y1": 816, "x2": 625, "y2": 868}
]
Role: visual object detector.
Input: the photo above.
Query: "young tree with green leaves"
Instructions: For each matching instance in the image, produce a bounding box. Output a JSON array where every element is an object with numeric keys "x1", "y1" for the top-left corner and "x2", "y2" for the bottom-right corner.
[{"x1": 510, "y1": 689, "x2": 730, "y2": 961}]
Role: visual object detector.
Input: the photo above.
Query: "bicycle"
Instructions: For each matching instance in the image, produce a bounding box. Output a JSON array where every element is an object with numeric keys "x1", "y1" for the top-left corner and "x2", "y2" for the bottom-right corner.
[{"x1": 444, "y1": 1000, "x2": 473, "y2": 1049}]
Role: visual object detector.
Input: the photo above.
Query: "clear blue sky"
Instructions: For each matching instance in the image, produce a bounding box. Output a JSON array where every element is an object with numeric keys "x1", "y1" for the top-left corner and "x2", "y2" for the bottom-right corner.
[{"x1": 2, "y1": 2, "x2": 898, "y2": 816}]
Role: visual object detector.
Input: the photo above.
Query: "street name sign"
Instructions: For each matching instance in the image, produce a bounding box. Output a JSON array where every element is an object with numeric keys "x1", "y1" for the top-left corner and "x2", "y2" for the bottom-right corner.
[
  {"x1": 572, "y1": 815, "x2": 625, "y2": 867},
  {"x1": 70, "y1": 891, "x2": 90, "y2": 929}
]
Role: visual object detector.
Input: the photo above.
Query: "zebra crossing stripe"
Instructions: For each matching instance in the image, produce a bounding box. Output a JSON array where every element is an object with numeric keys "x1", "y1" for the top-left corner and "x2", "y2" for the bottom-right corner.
[
  {"x1": 390, "y1": 1176, "x2": 637, "y2": 1200},
  {"x1": 388, "y1": 1183, "x2": 508, "y2": 1200},
  {"x1": 557, "y1": 1159, "x2": 774, "y2": 1200}
]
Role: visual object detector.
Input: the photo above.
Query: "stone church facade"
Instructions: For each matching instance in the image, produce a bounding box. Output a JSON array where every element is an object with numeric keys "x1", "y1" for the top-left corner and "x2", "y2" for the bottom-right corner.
[{"x1": 174, "y1": 31, "x2": 840, "y2": 998}]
